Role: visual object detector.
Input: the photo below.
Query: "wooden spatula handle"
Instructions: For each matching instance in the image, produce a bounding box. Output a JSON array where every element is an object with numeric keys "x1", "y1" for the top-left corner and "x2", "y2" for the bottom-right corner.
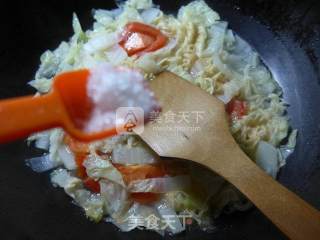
[{"x1": 208, "y1": 149, "x2": 320, "y2": 240}]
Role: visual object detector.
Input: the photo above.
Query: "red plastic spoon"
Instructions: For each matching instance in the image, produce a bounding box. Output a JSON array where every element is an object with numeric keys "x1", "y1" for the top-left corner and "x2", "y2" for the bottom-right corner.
[{"x1": 0, "y1": 67, "x2": 158, "y2": 143}]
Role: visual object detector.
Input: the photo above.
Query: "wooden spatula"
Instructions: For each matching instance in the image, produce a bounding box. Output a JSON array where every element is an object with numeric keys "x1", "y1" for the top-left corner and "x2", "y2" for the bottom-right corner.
[{"x1": 137, "y1": 71, "x2": 320, "y2": 240}]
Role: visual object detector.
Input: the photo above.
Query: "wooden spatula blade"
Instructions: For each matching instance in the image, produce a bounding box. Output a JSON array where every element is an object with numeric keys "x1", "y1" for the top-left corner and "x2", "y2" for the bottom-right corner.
[{"x1": 139, "y1": 71, "x2": 233, "y2": 161}]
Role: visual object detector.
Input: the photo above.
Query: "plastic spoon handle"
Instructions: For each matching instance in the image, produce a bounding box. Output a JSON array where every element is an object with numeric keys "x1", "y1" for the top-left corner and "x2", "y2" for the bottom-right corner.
[{"x1": 0, "y1": 92, "x2": 64, "y2": 143}]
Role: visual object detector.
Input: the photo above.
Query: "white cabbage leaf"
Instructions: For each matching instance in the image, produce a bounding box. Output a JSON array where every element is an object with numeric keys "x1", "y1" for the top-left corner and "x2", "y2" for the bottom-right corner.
[
  {"x1": 178, "y1": 1, "x2": 220, "y2": 27},
  {"x1": 93, "y1": 9, "x2": 117, "y2": 26},
  {"x1": 124, "y1": 0, "x2": 153, "y2": 10},
  {"x1": 26, "y1": 154, "x2": 60, "y2": 173},
  {"x1": 141, "y1": 8, "x2": 161, "y2": 24},
  {"x1": 255, "y1": 141, "x2": 281, "y2": 178},
  {"x1": 84, "y1": 32, "x2": 119, "y2": 54},
  {"x1": 112, "y1": 143, "x2": 159, "y2": 165},
  {"x1": 164, "y1": 190, "x2": 206, "y2": 213},
  {"x1": 105, "y1": 44, "x2": 128, "y2": 66},
  {"x1": 279, "y1": 129, "x2": 298, "y2": 166},
  {"x1": 128, "y1": 176, "x2": 191, "y2": 193},
  {"x1": 100, "y1": 179, "x2": 131, "y2": 218},
  {"x1": 28, "y1": 130, "x2": 51, "y2": 150},
  {"x1": 51, "y1": 169, "x2": 83, "y2": 197},
  {"x1": 73, "y1": 189, "x2": 105, "y2": 222},
  {"x1": 51, "y1": 169, "x2": 105, "y2": 221},
  {"x1": 48, "y1": 129, "x2": 64, "y2": 164},
  {"x1": 90, "y1": 134, "x2": 130, "y2": 153},
  {"x1": 57, "y1": 145, "x2": 77, "y2": 170},
  {"x1": 83, "y1": 153, "x2": 125, "y2": 186}
]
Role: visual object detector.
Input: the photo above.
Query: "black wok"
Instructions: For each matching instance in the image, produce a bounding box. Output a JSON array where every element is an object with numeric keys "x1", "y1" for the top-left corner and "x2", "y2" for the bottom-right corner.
[{"x1": 0, "y1": 0, "x2": 319, "y2": 239}]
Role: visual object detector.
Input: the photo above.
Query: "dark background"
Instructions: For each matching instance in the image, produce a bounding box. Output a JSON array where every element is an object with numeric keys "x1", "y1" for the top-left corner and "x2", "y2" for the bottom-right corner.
[{"x1": 0, "y1": 0, "x2": 319, "y2": 239}]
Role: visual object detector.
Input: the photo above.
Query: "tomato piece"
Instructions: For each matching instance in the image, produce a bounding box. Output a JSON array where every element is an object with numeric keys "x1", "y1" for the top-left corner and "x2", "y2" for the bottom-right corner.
[
  {"x1": 83, "y1": 178, "x2": 100, "y2": 193},
  {"x1": 119, "y1": 22, "x2": 167, "y2": 56},
  {"x1": 74, "y1": 154, "x2": 87, "y2": 167},
  {"x1": 131, "y1": 192, "x2": 160, "y2": 204},
  {"x1": 113, "y1": 164, "x2": 166, "y2": 184},
  {"x1": 76, "y1": 155, "x2": 88, "y2": 179},
  {"x1": 121, "y1": 33, "x2": 155, "y2": 56},
  {"x1": 77, "y1": 167, "x2": 87, "y2": 179},
  {"x1": 226, "y1": 98, "x2": 247, "y2": 120}
]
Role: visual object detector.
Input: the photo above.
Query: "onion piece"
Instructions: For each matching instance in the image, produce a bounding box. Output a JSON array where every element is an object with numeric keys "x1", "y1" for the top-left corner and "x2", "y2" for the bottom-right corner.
[
  {"x1": 112, "y1": 145, "x2": 159, "y2": 165},
  {"x1": 128, "y1": 176, "x2": 191, "y2": 193},
  {"x1": 25, "y1": 154, "x2": 59, "y2": 173},
  {"x1": 58, "y1": 146, "x2": 77, "y2": 170}
]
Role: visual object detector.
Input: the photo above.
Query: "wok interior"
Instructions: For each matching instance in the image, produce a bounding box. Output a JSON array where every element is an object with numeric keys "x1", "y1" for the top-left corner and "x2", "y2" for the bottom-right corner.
[{"x1": 0, "y1": 0, "x2": 319, "y2": 239}]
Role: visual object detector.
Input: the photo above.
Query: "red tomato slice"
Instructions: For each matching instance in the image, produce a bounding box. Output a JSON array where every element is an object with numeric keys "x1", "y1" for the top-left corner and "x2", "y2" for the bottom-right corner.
[
  {"x1": 226, "y1": 98, "x2": 248, "y2": 120},
  {"x1": 121, "y1": 32, "x2": 155, "y2": 55},
  {"x1": 119, "y1": 22, "x2": 167, "y2": 56},
  {"x1": 131, "y1": 192, "x2": 160, "y2": 204},
  {"x1": 83, "y1": 178, "x2": 100, "y2": 193},
  {"x1": 75, "y1": 155, "x2": 88, "y2": 179}
]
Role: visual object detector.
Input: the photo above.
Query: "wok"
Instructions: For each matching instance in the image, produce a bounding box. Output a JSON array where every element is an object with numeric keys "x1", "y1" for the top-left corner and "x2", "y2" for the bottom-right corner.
[{"x1": 0, "y1": 0, "x2": 319, "y2": 239}]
